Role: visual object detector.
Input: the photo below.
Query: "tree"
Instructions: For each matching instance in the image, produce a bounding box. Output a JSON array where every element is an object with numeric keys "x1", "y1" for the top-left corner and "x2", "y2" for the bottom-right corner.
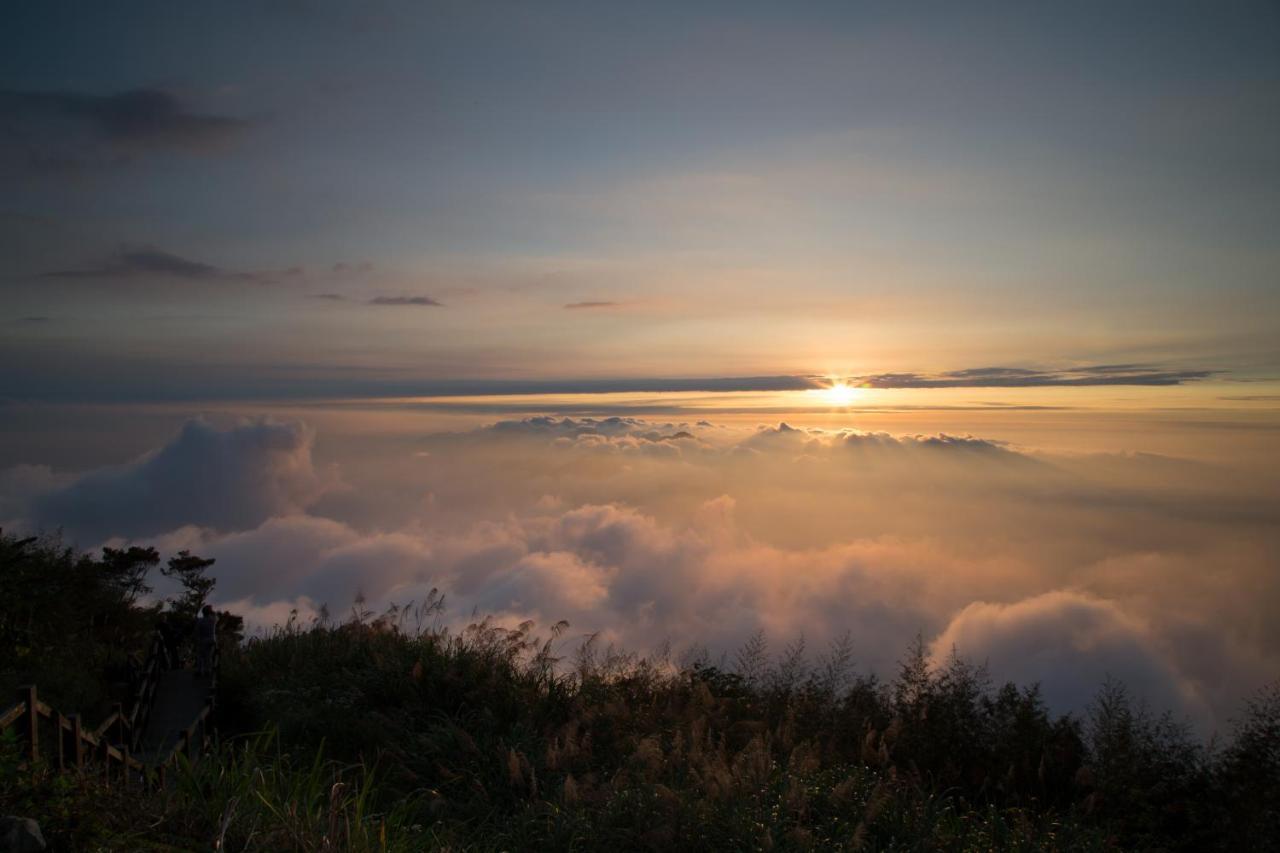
[
  {"x1": 98, "y1": 545, "x2": 159, "y2": 605},
  {"x1": 1216, "y1": 682, "x2": 1280, "y2": 846},
  {"x1": 163, "y1": 550, "x2": 217, "y2": 620},
  {"x1": 892, "y1": 632, "x2": 933, "y2": 713}
]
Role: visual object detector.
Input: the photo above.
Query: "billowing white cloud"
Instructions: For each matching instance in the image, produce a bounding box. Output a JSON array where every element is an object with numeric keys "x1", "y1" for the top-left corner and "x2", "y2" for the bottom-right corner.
[
  {"x1": 929, "y1": 591, "x2": 1209, "y2": 725},
  {"x1": 163, "y1": 495, "x2": 1228, "y2": 729},
  {"x1": 477, "y1": 551, "x2": 613, "y2": 613},
  {"x1": 25, "y1": 419, "x2": 334, "y2": 543}
]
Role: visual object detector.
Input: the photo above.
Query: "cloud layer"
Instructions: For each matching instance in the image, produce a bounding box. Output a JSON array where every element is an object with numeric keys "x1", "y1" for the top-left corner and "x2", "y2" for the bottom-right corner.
[{"x1": 4, "y1": 414, "x2": 1275, "y2": 735}]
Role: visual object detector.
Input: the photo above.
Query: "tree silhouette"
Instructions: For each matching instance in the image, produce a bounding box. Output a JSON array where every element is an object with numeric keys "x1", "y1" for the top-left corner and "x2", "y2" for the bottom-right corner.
[{"x1": 162, "y1": 550, "x2": 216, "y2": 620}]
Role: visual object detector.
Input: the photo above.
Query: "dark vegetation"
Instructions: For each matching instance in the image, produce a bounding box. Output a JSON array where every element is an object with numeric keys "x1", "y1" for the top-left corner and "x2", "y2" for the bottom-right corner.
[
  {"x1": 1, "y1": 530, "x2": 1277, "y2": 851},
  {"x1": 0, "y1": 533, "x2": 242, "y2": 718}
]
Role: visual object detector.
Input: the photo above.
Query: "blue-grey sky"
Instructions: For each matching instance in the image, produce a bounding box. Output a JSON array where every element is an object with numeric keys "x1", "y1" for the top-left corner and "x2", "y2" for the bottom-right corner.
[{"x1": 3, "y1": 1, "x2": 1278, "y2": 400}]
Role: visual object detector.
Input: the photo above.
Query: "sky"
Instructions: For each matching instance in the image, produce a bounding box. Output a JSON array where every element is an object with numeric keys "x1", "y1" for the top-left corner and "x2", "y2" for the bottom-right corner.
[
  {"x1": 3, "y1": 1, "x2": 1279, "y2": 395},
  {"x1": 2, "y1": 2, "x2": 1279, "y2": 736}
]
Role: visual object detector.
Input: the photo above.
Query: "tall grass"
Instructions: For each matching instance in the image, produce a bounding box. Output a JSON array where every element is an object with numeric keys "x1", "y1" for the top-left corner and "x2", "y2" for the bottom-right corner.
[
  {"x1": 0, "y1": 726, "x2": 425, "y2": 851},
  {"x1": 205, "y1": 606, "x2": 1276, "y2": 851},
  {"x1": 163, "y1": 731, "x2": 424, "y2": 851},
  {"x1": 6, "y1": 582, "x2": 1277, "y2": 849}
]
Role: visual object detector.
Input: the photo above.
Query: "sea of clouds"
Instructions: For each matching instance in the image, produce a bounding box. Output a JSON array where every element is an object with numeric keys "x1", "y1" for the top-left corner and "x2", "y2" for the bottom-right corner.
[{"x1": 3, "y1": 414, "x2": 1277, "y2": 736}]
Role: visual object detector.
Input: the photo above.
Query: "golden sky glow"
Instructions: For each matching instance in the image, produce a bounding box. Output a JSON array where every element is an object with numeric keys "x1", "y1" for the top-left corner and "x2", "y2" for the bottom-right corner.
[{"x1": 815, "y1": 381, "x2": 863, "y2": 408}]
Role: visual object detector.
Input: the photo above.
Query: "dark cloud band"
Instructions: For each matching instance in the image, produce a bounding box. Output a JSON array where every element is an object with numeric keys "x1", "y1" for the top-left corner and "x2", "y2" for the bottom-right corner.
[
  {"x1": 1, "y1": 87, "x2": 250, "y2": 173},
  {"x1": 39, "y1": 246, "x2": 255, "y2": 282},
  {"x1": 368, "y1": 296, "x2": 443, "y2": 306},
  {"x1": 856, "y1": 365, "x2": 1213, "y2": 388},
  {"x1": 0, "y1": 363, "x2": 1214, "y2": 403}
]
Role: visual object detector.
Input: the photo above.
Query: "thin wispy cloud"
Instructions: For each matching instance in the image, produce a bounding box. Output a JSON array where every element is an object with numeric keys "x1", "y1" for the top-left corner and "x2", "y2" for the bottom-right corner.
[
  {"x1": 40, "y1": 246, "x2": 254, "y2": 282},
  {"x1": 856, "y1": 365, "x2": 1214, "y2": 389},
  {"x1": 0, "y1": 87, "x2": 250, "y2": 172},
  {"x1": 368, "y1": 295, "x2": 443, "y2": 306},
  {"x1": 564, "y1": 301, "x2": 620, "y2": 310}
]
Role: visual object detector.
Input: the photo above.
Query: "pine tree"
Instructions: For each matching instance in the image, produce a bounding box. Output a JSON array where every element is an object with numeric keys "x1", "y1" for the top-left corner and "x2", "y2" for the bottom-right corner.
[{"x1": 163, "y1": 550, "x2": 216, "y2": 620}]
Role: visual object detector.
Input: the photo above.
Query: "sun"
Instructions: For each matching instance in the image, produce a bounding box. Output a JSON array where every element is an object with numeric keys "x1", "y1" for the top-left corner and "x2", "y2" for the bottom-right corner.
[{"x1": 822, "y1": 381, "x2": 861, "y2": 407}]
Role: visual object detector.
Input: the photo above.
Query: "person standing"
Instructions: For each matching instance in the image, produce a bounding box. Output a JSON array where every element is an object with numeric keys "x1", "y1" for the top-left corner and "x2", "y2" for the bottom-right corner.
[
  {"x1": 194, "y1": 605, "x2": 218, "y2": 676},
  {"x1": 158, "y1": 612, "x2": 182, "y2": 669}
]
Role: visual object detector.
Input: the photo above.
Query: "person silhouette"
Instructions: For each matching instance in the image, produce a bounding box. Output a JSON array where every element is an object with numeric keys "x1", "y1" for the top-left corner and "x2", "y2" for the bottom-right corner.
[
  {"x1": 194, "y1": 605, "x2": 218, "y2": 676},
  {"x1": 158, "y1": 611, "x2": 182, "y2": 669}
]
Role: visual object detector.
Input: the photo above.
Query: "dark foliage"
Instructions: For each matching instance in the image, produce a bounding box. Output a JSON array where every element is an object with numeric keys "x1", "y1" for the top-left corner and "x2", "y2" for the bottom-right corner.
[
  {"x1": 0, "y1": 531, "x2": 241, "y2": 716},
  {"x1": 2, "y1": 530, "x2": 1277, "y2": 850}
]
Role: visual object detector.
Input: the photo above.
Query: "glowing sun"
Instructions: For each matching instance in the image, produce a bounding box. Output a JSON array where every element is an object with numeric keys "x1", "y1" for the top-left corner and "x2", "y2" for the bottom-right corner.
[{"x1": 821, "y1": 381, "x2": 861, "y2": 406}]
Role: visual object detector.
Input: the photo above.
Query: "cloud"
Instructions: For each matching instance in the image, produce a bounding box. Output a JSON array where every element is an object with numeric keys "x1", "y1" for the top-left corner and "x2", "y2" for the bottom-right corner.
[
  {"x1": 394, "y1": 376, "x2": 823, "y2": 396},
  {"x1": 487, "y1": 415, "x2": 668, "y2": 438},
  {"x1": 477, "y1": 551, "x2": 613, "y2": 612},
  {"x1": 155, "y1": 514, "x2": 433, "y2": 607},
  {"x1": 0, "y1": 360, "x2": 1219, "y2": 404},
  {"x1": 0, "y1": 463, "x2": 68, "y2": 526},
  {"x1": 856, "y1": 365, "x2": 1214, "y2": 388},
  {"x1": 6, "y1": 412, "x2": 1276, "y2": 734},
  {"x1": 368, "y1": 295, "x2": 443, "y2": 306},
  {"x1": 26, "y1": 419, "x2": 334, "y2": 544},
  {"x1": 0, "y1": 87, "x2": 250, "y2": 173},
  {"x1": 735, "y1": 423, "x2": 1032, "y2": 472},
  {"x1": 308, "y1": 293, "x2": 347, "y2": 301},
  {"x1": 564, "y1": 301, "x2": 620, "y2": 310},
  {"x1": 153, "y1": 498, "x2": 1013, "y2": 686},
  {"x1": 14, "y1": 316, "x2": 52, "y2": 324},
  {"x1": 840, "y1": 431, "x2": 1035, "y2": 472},
  {"x1": 40, "y1": 246, "x2": 257, "y2": 282},
  {"x1": 930, "y1": 592, "x2": 1208, "y2": 724}
]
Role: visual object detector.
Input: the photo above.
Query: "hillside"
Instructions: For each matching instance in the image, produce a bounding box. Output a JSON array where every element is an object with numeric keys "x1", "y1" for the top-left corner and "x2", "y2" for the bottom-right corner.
[{"x1": 1, "y1": 532, "x2": 1277, "y2": 851}]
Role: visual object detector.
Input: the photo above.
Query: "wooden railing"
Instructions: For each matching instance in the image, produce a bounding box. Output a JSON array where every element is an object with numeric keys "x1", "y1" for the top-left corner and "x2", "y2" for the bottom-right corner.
[
  {"x1": 127, "y1": 631, "x2": 168, "y2": 752},
  {"x1": 1, "y1": 637, "x2": 222, "y2": 787},
  {"x1": 0, "y1": 685, "x2": 147, "y2": 786}
]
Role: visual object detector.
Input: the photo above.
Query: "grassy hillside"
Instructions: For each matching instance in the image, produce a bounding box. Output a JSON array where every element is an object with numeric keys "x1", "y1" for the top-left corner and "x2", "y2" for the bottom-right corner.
[{"x1": 2, "y1": 532, "x2": 1276, "y2": 850}]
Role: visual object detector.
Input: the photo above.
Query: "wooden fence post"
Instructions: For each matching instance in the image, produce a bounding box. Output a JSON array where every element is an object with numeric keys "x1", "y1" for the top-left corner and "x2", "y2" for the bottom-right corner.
[
  {"x1": 56, "y1": 713, "x2": 67, "y2": 770},
  {"x1": 68, "y1": 714, "x2": 84, "y2": 769},
  {"x1": 21, "y1": 686, "x2": 37, "y2": 763},
  {"x1": 110, "y1": 702, "x2": 124, "y2": 746},
  {"x1": 18, "y1": 681, "x2": 37, "y2": 758}
]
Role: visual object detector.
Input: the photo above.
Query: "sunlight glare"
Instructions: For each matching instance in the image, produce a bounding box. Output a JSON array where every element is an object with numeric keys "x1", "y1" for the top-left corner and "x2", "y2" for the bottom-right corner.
[{"x1": 822, "y1": 381, "x2": 861, "y2": 407}]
